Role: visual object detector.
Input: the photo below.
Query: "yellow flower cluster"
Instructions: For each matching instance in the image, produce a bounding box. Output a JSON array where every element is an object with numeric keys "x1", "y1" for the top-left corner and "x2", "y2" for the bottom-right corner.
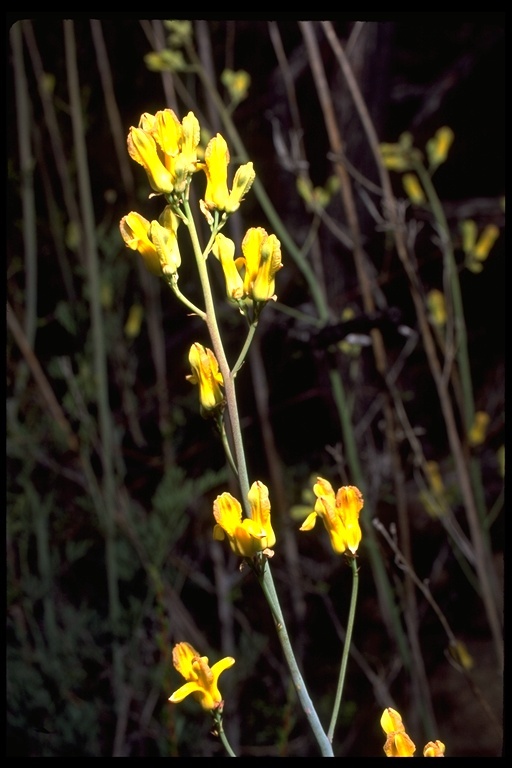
[{"x1": 119, "y1": 109, "x2": 279, "y2": 311}]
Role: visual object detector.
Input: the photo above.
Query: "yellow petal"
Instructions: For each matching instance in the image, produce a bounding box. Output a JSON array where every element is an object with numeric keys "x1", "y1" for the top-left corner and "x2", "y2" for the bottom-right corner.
[
  {"x1": 127, "y1": 127, "x2": 175, "y2": 195},
  {"x1": 119, "y1": 212, "x2": 161, "y2": 275},
  {"x1": 423, "y1": 740, "x2": 446, "y2": 757},
  {"x1": 168, "y1": 680, "x2": 203, "y2": 703},
  {"x1": 381, "y1": 707, "x2": 405, "y2": 734},
  {"x1": 299, "y1": 511, "x2": 318, "y2": 531},
  {"x1": 213, "y1": 492, "x2": 243, "y2": 536}
]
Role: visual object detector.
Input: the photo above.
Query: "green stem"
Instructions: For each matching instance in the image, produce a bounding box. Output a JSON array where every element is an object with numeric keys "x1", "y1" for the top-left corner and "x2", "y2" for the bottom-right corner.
[
  {"x1": 328, "y1": 556, "x2": 359, "y2": 742},
  {"x1": 257, "y1": 560, "x2": 334, "y2": 757},
  {"x1": 212, "y1": 709, "x2": 237, "y2": 757},
  {"x1": 166, "y1": 273, "x2": 206, "y2": 320},
  {"x1": 231, "y1": 322, "x2": 258, "y2": 379},
  {"x1": 217, "y1": 414, "x2": 239, "y2": 479},
  {"x1": 182, "y1": 197, "x2": 251, "y2": 507}
]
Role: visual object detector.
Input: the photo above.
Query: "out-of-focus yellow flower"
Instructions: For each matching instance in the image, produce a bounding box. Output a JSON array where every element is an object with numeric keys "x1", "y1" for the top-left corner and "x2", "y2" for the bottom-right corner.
[
  {"x1": 213, "y1": 481, "x2": 276, "y2": 558},
  {"x1": 473, "y1": 224, "x2": 500, "y2": 262},
  {"x1": 186, "y1": 343, "x2": 225, "y2": 416},
  {"x1": 423, "y1": 740, "x2": 446, "y2": 757},
  {"x1": 300, "y1": 478, "x2": 363, "y2": 555},
  {"x1": 380, "y1": 708, "x2": 416, "y2": 757},
  {"x1": 427, "y1": 289, "x2": 447, "y2": 329},
  {"x1": 426, "y1": 126, "x2": 454, "y2": 171},
  {"x1": 201, "y1": 133, "x2": 255, "y2": 213},
  {"x1": 168, "y1": 641, "x2": 235, "y2": 711},
  {"x1": 448, "y1": 639, "x2": 474, "y2": 671},
  {"x1": 460, "y1": 220, "x2": 500, "y2": 273},
  {"x1": 402, "y1": 173, "x2": 425, "y2": 204},
  {"x1": 241, "y1": 227, "x2": 283, "y2": 303},
  {"x1": 468, "y1": 410, "x2": 490, "y2": 447},
  {"x1": 212, "y1": 233, "x2": 245, "y2": 303},
  {"x1": 221, "y1": 68, "x2": 251, "y2": 106},
  {"x1": 127, "y1": 109, "x2": 200, "y2": 196},
  {"x1": 380, "y1": 132, "x2": 419, "y2": 172},
  {"x1": 120, "y1": 207, "x2": 181, "y2": 276},
  {"x1": 124, "y1": 303, "x2": 144, "y2": 339},
  {"x1": 418, "y1": 460, "x2": 450, "y2": 519}
]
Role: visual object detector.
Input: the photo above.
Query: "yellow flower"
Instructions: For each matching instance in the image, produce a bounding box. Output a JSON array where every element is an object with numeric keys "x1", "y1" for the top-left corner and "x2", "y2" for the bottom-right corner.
[
  {"x1": 402, "y1": 173, "x2": 425, "y2": 205},
  {"x1": 241, "y1": 227, "x2": 283, "y2": 303},
  {"x1": 426, "y1": 126, "x2": 454, "y2": 171},
  {"x1": 186, "y1": 343, "x2": 224, "y2": 416},
  {"x1": 461, "y1": 220, "x2": 500, "y2": 273},
  {"x1": 212, "y1": 233, "x2": 245, "y2": 303},
  {"x1": 201, "y1": 133, "x2": 255, "y2": 213},
  {"x1": 427, "y1": 289, "x2": 447, "y2": 329},
  {"x1": 221, "y1": 68, "x2": 251, "y2": 106},
  {"x1": 168, "y1": 642, "x2": 235, "y2": 711},
  {"x1": 468, "y1": 410, "x2": 490, "y2": 448},
  {"x1": 423, "y1": 740, "x2": 446, "y2": 757},
  {"x1": 473, "y1": 224, "x2": 499, "y2": 262},
  {"x1": 380, "y1": 132, "x2": 419, "y2": 172},
  {"x1": 300, "y1": 478, "x2": 363, "y2": 555},
  {"x1": 213, "y1": 481, "x2": 276, "y2": 558},
  {"x1": 380, "y1": 708, "x2": 416, "y2": 757},
  {"x1": 119, "y1": 207, "x2": 181, "y2": 276},
  {"x1": 127, "y1": 109, "x2": 200, "y2": 196}
]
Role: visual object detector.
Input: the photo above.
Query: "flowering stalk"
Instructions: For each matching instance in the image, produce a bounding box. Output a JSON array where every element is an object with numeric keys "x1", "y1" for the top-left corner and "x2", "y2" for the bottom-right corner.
[
  {"x1": 121, "y1": 108, "x2": 334, "y2": 756},
  {"x1": 182, "y1": 158, "x2": 333, "y2": 756}
]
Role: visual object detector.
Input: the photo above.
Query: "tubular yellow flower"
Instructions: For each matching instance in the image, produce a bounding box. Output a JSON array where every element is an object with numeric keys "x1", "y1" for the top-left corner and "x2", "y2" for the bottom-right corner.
[
  {"x1": 127, "y1": 126, "x2": 175, "y2": 196},
  {"x1": 427, "y1": 289, "x2": 447, "y2": 329},
  {"x1": 468, "y1": 410, "x2": 490, "y2": 448},
  {"x1": 127, "y1": 109, "x2": 200, "y2": 196},
  {"x1": 380, "y1": 708, "x2": 416, "y2": 757},
  {"x1": 201, "y1": 133, "x2": 255, "y2": 213},
  {"x1": 241, "y1": 227, "x2": 283, "y2": 303},
  {"x1": 426, "y1": 126, "x2": 454, "y2": 170},
  {"x1": 300, "y1": 478, "x2": 363, "y2": 555},
  {"x1": 168, "y1": 641, "x2": 235, "y2": 711},
  {"x1": 120, "y1": 211, "x2": 160, "y2": 275},
  {"x1": 186, "y1": 343, "x2": 224, "y2": 416},
  {"x1": 120, "y1": 206, "x2": 181, "y2": 276},
  {"x1": 402, "y1": 173, "x2": 425, "y2": 205},
  {"x1": 380, "y1": 132, "x2": 419, "y2": 172},
  {"x1": 213, "y1": 481, "x2": 276, "y2": 557},
  {"x1": 212, "y1": 233, "x2": 245, "y2": 303},
  {"x1": 252, "y1": 233, "x2": 283, "y2": 302},
  {"x1": 423, "y1": 740, "x2": 446, "y2": 757},
  {"x1": 473, "y1": 223, "x2": 500, "y2": 262}
]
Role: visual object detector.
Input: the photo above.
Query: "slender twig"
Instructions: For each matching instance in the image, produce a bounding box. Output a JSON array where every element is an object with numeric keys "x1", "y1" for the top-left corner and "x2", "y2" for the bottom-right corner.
[
  {"x1": 320, "y1": 17, "x2": 503, "y2": 674},
  {"x1": 64, "y1": 21, "x2": 125, "y2": 745}
]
